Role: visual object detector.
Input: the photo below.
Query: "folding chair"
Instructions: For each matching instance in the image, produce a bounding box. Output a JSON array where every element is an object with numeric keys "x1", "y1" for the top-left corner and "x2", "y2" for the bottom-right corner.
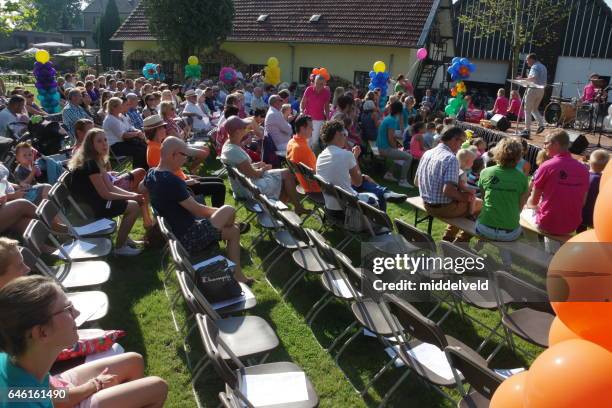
[
  {"x1": 36, "y1": 199, "x2": 116, "y2": 239},
  {"x1": 20, "y1": 247, "x2": 109, "y2": 327},
  {"x1": 295, "y1": 163, "x2": 326, "y2": 208},
  {"x1": 493, "y1": 270, "x2": 555, "y2": 351},
  {"x1": 313, "y1": 175, "x2": 358, "y2": 250},
  {"x1": 393, "y1": 218, "x2": 437, "y2": 254},
  {"x1": 356, "y1": 200, "x2": 419, "y2": 253},
  {"x1": 225, "y1": 165, "x2": 262, "y2": 224},
  {"x1": 169, "y1": 239, "x2": 256, "y2": 315},
  {"x1": 198, "y1": 314, "x2": 319, "y2": 408},
  {"x1": 23, "y1": 219, "x2": 112, "y2": 261},
  {"x1": 444, "y1": 345, "x2": 505, "y2": 408},
  {"x1": 303, "y1": 228, "x2": 359, "y2": 327},
  {"x1": 48, "y1": 182, "x2": 89, "y2": 222},
  {"x1": 377, "y1": 293, "x2": 487, "y2": 406}
]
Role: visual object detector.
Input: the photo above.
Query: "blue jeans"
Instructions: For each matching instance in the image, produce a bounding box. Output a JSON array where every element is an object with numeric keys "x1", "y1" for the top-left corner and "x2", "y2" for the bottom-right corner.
[
  {"x1": 354, "y1": 180, "x2": 388, "y2": 211},
  {"x1": 475, "y1": 220, "x2": 522, "y2": 267}
]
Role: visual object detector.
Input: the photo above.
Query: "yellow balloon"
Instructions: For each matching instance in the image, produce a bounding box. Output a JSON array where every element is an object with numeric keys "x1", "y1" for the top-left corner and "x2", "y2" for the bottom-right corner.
[
  {"x1": 187, "y1": 56, "x2": 198, "y2": 65},
  {"x1": 35, "y1": 49, "x2": 50, "y2": 64},
  {"x1": 373, "y1": 60, "x2": 386, "y2": 73},
  {"x1": 267, "y1": 57, "x2": 279, "y2": 68}
]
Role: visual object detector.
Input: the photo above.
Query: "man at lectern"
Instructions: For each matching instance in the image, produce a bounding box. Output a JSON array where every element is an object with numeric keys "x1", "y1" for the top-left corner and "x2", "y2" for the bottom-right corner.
[{"x1": 518, "y1": 53, "x2": 547, "y2": 138}]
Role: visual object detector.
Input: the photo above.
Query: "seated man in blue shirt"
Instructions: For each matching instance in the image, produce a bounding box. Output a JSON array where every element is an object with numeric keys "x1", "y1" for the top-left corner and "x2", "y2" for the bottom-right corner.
[{"x1": 143, "y1": 136, "x2": 253, "y2": 284}]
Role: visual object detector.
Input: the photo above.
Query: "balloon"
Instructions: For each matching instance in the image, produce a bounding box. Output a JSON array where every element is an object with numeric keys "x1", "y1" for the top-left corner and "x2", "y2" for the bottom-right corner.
[
  {"x1": 490, "y1": 371, "x2": 528, "y2": 408},
  {"x1": 524, "y1": 339, "x2": 612, "y2": 408},
  {"x1": 416, "y1": 48, "x2": 428, "y2": 61},
  {"x1": 187, "y1": 55, "x2": 198, "y2": 65},
  {"x1": 601, "y1": 161, "x2": 612, "y2": 188},
  {"x1": 267, "y1": 57, "x2": 279, "y2": 67},
  {"x1": 548, "y1": 316, "x2": 580, "y2": 347},
  {"x1": 373, "y1": 60, "x2": 386, "y2": 73},
  {"x1": 547, "y1": 229, "x2": 612, "y2": 352},
  {"x1": 35, "y1": 49, "x2": 50, "y2": 64},
  {"x1": 219, "y1": 66, "x2": 237, "y2": 85},
  {"x1": 594, "y1": 180, "x2": 612, "y2": 242},
  {"x1": 452, "y1": 57, "x2": 460, "y2": 64}
]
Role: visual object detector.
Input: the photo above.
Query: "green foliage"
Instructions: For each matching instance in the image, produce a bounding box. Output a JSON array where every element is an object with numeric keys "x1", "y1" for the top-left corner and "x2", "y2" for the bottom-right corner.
[
  {"x1": 0, "y1": 0, "x2": 38, "y2": 36},
  {"x1": 458, "y1": 0, "x2": 569, "y2": 77},
  {"x1": 31, "y1": 0, "x2": 81, "y2": 31},
  {"x1": 145, "y1": 0, "x2": 234, "y2": 63},
  {"x1": 98, "y1": 0, "x2": 121, "y2": 68}
]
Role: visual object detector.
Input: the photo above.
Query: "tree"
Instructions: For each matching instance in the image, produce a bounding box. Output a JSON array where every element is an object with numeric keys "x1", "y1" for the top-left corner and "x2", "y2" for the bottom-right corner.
[
  {"x1": 145, "y1": 0, "x2": 234, "y2": 65},
  {"x1": 32, "y1": 0, "x2": 82, "y2": 31},
  {"x1": 0, "y1": 0, "x2": 38, "y2": 36},
  {"x1": 97, "y1": 0, "x2": 121, "y2": 68},
  {"x1": 458, "y1": 0, "x2": 569, "y2": 79}
]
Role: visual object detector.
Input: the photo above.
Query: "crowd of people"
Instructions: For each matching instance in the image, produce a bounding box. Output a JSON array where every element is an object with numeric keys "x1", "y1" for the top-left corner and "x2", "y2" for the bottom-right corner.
[{"x1": 0, "y1": 62, "x2": 609, "y2": 406}]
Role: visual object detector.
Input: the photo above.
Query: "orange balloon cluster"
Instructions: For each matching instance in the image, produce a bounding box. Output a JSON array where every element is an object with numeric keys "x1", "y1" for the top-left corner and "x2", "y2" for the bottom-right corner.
[
  {"x1": 311, "y1": 67, "x2": 330, "y2": 81},
  {"x1": 491, "y1": 160, "x2": 612, "y2": 408}
]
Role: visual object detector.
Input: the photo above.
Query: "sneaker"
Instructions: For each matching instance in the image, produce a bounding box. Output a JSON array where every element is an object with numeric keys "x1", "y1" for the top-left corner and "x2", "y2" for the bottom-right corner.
[
  {"x1": 398, "y1": 180, "x2": 414, "y2": 189},
  {"x1": 126, "y1": 237, "x2": 144, "y2": 248},
  {"x1": 519, "y1": 130, "x2": 531, "y2": 139},
  {"x1": 536, "y1": 125, "x2": 545, "y2": 134},
  {"x1": 238, "y1": 222, "x2": 251, "y2": 234},
  {"x1": 114, "y1": 245, "x2": 142, "y2": 256},
  {"x1": 383, "y1": 191, "x2": 407, "y2": 203},
  {"x1": 383, "y1": 172, "x2": 398, "y2": 182}
]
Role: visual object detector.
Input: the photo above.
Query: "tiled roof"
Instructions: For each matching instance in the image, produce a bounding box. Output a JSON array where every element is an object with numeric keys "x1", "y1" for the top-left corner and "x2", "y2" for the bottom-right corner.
[{"x1": 113, "y1": 0, "x2": 436, "y2": 48}]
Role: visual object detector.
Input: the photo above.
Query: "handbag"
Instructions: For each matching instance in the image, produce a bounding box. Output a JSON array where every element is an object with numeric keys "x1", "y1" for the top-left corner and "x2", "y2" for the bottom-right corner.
[{"x1": 195, "y1": 258, "x2": 243, "y2": 303}]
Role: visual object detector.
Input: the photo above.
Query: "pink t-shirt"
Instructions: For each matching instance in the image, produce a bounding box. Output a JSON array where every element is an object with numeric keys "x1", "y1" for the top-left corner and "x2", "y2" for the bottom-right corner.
[
  {"x1": 532, "y1": 151, "x2": 589, "y2": 234},
  {"x1": 493, "y1": 96, "x2": 509, "y2": 115},
  {"x1": 583, "y1": 84, "x2": 595, "y2": 102},
  {"x1": 303, "y1": 85, "x2": 331, "y2": 121},
  {"x1": 409, "y1": 133, "x2": 425, "y2": 159},
  {"x1": 508, "y1": 97, "x2": 521, "y2": 116}
]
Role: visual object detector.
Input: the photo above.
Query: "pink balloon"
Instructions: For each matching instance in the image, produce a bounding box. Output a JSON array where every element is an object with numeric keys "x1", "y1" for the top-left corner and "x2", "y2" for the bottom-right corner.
[{"x1": 417, "y1": 48, "x2": 428, "y2": 61}]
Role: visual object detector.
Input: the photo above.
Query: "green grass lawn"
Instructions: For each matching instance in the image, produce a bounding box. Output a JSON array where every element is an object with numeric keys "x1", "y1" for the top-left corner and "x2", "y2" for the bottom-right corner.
[{"x1": 95, "y1": 157, "x2": 543, "y2": 408}]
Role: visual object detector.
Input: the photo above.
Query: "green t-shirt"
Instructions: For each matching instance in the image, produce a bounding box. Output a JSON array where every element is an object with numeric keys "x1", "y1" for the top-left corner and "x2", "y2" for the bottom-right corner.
[
  {"x1": 477, "y1": 165, "x2": 528, "y2": 230},
  {"x1": 0, "y1": 352, "x2": 52, "y2": 408}
]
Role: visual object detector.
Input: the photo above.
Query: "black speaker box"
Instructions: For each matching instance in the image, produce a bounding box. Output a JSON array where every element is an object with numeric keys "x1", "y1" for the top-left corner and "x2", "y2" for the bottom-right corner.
[
  {"x1": 490, "y1": 114, "x2": 510, "y2": 132},
  {"x1": 567, "y1": 131, "x2": 589, "y2": 155}
]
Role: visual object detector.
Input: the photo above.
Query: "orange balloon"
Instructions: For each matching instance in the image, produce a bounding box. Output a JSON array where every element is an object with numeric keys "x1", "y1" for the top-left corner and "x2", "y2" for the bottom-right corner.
[
  {"x1": 490, "y1": 371, "x2": 529, "y2": 408},
  {"x1": 547, "y1": 230, "x2": 612, "y2": 352},
  {"x1": 594, "y1": 180, "x2": 612, "y2": 242},
  {"x1": 600, "y1": 161, "x2": 612, "y2": 189},
  {"x1": 524, "y1": 340, "x2": 612, "y2": 408},
  {"x1": 548, "y1": 317, "x2": 579, "y2": 346}
]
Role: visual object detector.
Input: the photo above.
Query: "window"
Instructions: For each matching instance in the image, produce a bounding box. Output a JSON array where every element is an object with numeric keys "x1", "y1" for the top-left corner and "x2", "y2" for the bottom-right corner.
[
  {"x1": 299, "y1": 67, "x2": 314, "y2": 84},
  {"x1": 72, "y1": 38, "x2": 86, "y2": 48},
  {"x1": 248, "y1": 64, "x2": 266, "y2": 76},
  {"x1": 353, "y1": 71, "x2": 370, "y2": 90}
]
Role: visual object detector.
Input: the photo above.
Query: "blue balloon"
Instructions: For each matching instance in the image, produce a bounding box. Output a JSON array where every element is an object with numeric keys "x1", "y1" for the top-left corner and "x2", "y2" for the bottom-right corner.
[
  {"x1": 460, "y1": 58, "x2": 469, "y2": 65},
  {"x1": 369, "y1": 71, "x2": 376, "y2": 78},
  {"x1": 452, "y1": 57, "x2": 460, "y2": 64}
]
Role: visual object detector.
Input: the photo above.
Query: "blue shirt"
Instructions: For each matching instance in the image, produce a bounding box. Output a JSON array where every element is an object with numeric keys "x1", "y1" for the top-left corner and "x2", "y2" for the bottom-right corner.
[
  {"x1": 126, "y1": 108, "x2": 143, "y2": 130},
  {"x1": 0, "y1": 353, "x2": 52, "y2": 408},
  {"x1": 376, "y1": 115, "x2": 399, "y2": 149},
  {"x1": 528, "y1": 62, "x2": 548, "y2": 86},
  {"x1": 61, "y1": 103, "x2": 89, "y2": 137},
  {"x1": 144, "y1": 169, "x2": 194, "y2": 237}
]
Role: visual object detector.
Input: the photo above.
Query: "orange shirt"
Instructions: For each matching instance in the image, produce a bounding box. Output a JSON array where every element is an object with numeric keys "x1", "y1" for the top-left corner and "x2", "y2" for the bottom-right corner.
[
  {"x1": 286, "y1": 135, "x2": 320, "y2": 193},
  {"x1": 147, "y1": 140, "x2": 187, "y2": 180}
]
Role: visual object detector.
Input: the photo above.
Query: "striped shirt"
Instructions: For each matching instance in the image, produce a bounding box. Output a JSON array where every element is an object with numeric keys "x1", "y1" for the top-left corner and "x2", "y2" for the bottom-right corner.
[
  {"x1": 416, "y1": 143, "x2": 460, "y2": 205},
  {"x1": 126, "y1": 108, "x2": 144, "y2": 130}
]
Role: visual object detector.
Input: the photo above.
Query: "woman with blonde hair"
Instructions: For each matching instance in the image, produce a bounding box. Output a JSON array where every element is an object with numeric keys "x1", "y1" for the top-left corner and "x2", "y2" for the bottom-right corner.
[
  {"x1": 0, "y1": 275, "x2": 168, "y2": 407},
  {"x1": 102, "y1": 97, "x2": 148, "y2": 169},
  {"x1": 68, "y1": 128, "x2": 144, "y2": 255}
]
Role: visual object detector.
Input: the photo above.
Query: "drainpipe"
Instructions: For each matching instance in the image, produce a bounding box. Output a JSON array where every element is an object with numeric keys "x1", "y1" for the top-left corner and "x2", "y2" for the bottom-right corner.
[{"x1": 289, "y1": 44, "x2": 295, "y2": 83}]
